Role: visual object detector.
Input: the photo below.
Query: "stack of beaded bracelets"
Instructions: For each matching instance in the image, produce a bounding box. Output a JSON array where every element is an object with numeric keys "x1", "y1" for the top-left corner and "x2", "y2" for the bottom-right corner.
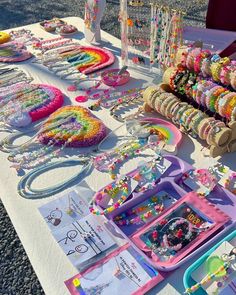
[
  {"x1": 175, "y1": 46, "x2": 236, "y2": 90},
  {"x1": 143, "y1": 84, "x2": 232, "y2": 147},
  {"x1": 166, "y1": 67, "x2": 236, "y2": 121}
]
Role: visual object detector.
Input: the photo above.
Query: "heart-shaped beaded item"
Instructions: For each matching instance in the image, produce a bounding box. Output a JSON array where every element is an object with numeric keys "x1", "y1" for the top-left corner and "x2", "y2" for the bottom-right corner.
[
  {"x1": 0, "y1": 41, "x2": 32, "y2": 62},
  {"x1": 1, "y1": 83, "x2": 64, "y2": 127},
  {"x1": 38, "y1": 106, "x2": 107, "y2": 147}
]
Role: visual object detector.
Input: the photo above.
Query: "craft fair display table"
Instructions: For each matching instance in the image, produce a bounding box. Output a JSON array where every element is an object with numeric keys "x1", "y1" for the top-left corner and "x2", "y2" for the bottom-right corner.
[{"x1": 1, "y1": 17, "x2": 236, "y2": 295}]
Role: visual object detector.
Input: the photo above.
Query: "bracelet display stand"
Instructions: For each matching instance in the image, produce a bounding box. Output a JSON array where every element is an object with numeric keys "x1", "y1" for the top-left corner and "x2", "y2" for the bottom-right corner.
[{"x1": 143, "y1": 81, "x2": 236, "y2": 157}]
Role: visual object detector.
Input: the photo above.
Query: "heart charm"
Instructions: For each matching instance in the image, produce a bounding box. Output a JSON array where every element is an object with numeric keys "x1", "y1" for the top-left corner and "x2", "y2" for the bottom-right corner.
[
  {"x1": 206, "y1": 256, "x2": 226, "y2": 278},
  {"x1": 38, "y1": 106, "x2": 107, "y2": 147}
]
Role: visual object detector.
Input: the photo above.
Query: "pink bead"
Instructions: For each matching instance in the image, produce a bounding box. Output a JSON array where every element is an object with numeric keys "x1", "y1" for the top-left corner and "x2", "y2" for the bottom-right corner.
[
  {"x1": 75, "y1": 96, "x2": 88, "y2": 103},
  {"x1": 67, "y1": 85, "x2": 77, "y2": 92}
]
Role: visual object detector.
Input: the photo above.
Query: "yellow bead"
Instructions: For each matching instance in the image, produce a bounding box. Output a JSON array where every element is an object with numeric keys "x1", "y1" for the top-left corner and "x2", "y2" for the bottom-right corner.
[{"x1": 73, "y1": 278, "x2": 80, "y2": 287}]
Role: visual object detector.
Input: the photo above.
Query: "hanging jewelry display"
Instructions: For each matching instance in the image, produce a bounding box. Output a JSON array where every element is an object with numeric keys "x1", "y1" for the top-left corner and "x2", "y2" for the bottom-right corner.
[
  {"x1": 120, "y1": 0, "x2": 151, "y2": 69},
  {"x1": 0, "y1": 41, "x2": 33, "y2": 62},
  {"x1": 150, "y1": 5, "x2": 184, "y2": 69},
  {"x1": 0, "y1": 83, "x2": 64, "y2": 128},
  {"x1": 6, "y1": 106, "x2": 107, "y2": 170}
]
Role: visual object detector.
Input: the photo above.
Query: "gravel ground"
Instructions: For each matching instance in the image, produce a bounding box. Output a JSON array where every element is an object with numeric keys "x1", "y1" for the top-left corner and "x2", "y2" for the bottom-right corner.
[{"x1": 0, "y1": 1, "x2": 208, "y2": 294}]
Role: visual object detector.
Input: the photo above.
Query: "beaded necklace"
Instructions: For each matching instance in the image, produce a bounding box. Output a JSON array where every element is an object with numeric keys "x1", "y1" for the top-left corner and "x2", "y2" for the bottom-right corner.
[
  {"x1": 113, "y1": 195, "x2": 164, "y2": 225},
  {"x1": 17, "y1": 158, "x2": 91, "y2": 199},
  {"x1": 89, "y1": 176, "x2": 130, "y2": 215}
]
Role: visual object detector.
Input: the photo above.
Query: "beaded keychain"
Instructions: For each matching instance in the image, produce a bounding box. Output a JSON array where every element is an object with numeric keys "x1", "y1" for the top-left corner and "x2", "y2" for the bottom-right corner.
[{"x1": 180, "y1": 168, "x2": 218, "y2": 197}]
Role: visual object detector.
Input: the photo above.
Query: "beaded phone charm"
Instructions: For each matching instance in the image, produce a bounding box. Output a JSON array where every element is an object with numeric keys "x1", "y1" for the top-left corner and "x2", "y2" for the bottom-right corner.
[
  {"x1": 0, "y1": 83, "x2": 64, "y2": 129},
  {"x1": 6, "y1": 106, "x2": 107, "y2": 170},
  {"x1": 185, "y1": 247, "x2": 236, "y2": 294}
]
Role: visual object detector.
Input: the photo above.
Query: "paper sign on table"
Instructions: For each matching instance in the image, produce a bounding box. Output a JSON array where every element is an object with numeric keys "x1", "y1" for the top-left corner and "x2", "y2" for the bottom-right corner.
[
  {"x1": 65, "y1": 248, "x2": 154, "y2": 295},
  {"x1": 38, "y1": 181, "x2": 95, "y2": 231},
  {"x1": 53, "y1": 214, "x2": 116, "y2": 268}
]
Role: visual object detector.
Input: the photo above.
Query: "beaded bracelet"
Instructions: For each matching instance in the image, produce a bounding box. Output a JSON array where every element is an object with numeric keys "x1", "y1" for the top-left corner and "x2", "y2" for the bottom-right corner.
[
  {"x1": 230, "y1": 71, "x2": 236, "y2": 90},
  {"x1": 218, "y1": 92, "x2": 236, "y2": 118},
  {"x1": 206, "y1": 121, "x2": 226, "y2": 145},
  {"x1": 198, "y1": 118, "x2": 215, "y2": 140},
  {"x1": 211, "y1": 57, "x2": 231, "y2": 82},
  {"x1": 224, "y1": 172, "x2": 236, "y2": 195},
  {"x1": 193, "y1": 50, "x2": 211, "y2": 73},
  {"x1": 201, "y1": 57, "x2": 212, "y2": 77}
]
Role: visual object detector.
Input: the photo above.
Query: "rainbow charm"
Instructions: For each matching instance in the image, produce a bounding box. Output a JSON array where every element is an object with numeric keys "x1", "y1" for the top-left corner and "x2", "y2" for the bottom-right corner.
[
  {"x1": 59, "y1": 45, "x2": 115, "y2": 74},
  {"x1": 38, "y1": 106, "x2": 107, "y2": 147}
]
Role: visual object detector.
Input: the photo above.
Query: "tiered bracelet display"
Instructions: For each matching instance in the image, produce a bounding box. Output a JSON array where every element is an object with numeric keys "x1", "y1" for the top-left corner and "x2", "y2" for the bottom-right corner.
[
  {"x1": 142, "y1": 84, "x2": 236, "y2": 157},
  {"x1": 175, "y1": 46, "x2": 236, "y2": 90}
]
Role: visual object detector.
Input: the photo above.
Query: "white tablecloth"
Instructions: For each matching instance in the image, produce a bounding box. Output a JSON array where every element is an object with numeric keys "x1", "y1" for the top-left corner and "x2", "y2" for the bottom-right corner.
[{"x1": 1, "y1": 17, "x2": 236, "y2": 295}]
